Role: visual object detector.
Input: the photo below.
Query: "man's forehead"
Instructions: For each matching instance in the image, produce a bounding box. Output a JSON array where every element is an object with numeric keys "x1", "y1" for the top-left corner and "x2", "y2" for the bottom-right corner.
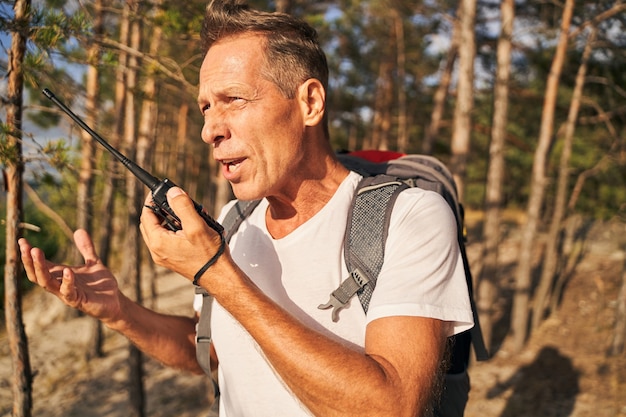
[
  {"x1": 201, "y1": 35, "x2": 265, "y2": 74},
  {"x1": 197, "y1": 37, "x2": 273, "y2": 102}
]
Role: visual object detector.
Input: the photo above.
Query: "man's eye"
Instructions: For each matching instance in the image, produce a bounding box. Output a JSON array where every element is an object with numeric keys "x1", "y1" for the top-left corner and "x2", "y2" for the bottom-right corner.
[{"x1": 201, "y1": 104, "x2": 210, "y2": 114}]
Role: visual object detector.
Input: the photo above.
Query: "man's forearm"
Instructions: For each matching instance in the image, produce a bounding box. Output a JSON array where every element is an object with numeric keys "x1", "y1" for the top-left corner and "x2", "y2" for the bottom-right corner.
[
  {"x1": 104, "y1": 291, "x2": 202, "y2": 374},
  {"x1": 209, "y1": 270, "x2": 445, "y2": 417}
]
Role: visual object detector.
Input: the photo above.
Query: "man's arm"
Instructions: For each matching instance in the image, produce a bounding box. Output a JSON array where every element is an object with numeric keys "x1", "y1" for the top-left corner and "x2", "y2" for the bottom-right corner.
[
  {"x1": 104, "y1": 294, "x2": 202, "y2": 373},
  {"x1": 19, "y1": 230, "x2": 202, "y2": 374},
  {"x1": 213, "y1": 276, "x2": 448, "y2": 417}
]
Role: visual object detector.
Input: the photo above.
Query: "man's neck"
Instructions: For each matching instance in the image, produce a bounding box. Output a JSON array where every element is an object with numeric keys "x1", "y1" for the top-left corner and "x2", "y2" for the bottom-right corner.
[{"x1": 265, "y1": 160, "x2": 349, "y2": 239}]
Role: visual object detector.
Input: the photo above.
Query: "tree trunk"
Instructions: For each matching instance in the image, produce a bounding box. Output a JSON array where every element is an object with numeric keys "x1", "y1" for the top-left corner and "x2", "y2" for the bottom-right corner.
[
  {"x1": 423, "y1": 7, "x2": 459, "y2": 155},
  {"x1": 121, "y1": 2, "x2": 145, "y2": 415},
  {"x1": 450, "y1": 0, "x2": 476, "y2": 204},
  {"x1": 135, "y1": 0, "x2": 164, "y2": 339},
  {"x1": 91, "y1": 0, "x2": 131, "y2": 360},
  {"x1": 611, "y1": 257, "x2": 626, "y2": 356},
  {"x1": 3, "y1": 1, "x2": 33, "y2": 416},
  {"x1": 370, "y1": 60, "x2": 393, "y2": 150},
  {"x1": 510, "y1": 0, "x2": 575, "y2": 353},
  {"x1": 76, "y1": 0, "x2": 103, "y2": 235},
  {"x1": 393, "y1": 8, "x2": 409, "y2": 153},
  {"x1": 174, "y1": 103, "x2": 189, "y2": 184},
  {"x1": 275, "y1": 0, "x2": 293, "y2": 14},
  {"x1": 477, "y1": 0, "x2": 514, "y2": 353},
  {"x1": 532, "y1": 28, "x2": 597, "y2": 331},
  {"x1": 81, "y1": 0, "x2": 105, "y2": 361},
  {"x1": 567, "y1": 100, "x2": 619, "y2": 211}
]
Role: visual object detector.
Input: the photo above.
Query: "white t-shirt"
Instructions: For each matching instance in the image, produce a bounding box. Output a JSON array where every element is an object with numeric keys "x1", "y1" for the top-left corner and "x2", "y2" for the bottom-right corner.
[{"x1": 196, "y1": 171, "x2": 474, "y2": 416}]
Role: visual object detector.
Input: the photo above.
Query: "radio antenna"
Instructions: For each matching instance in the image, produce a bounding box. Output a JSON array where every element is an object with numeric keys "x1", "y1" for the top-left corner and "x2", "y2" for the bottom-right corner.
[{"x1": 42, "y1": 88, "x2": 160, "y2": 190}]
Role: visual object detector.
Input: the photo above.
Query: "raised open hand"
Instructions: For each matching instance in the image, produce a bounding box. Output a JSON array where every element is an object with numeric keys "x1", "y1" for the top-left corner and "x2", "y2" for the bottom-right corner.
[{"x1": 18, "y1": 229, "x2": 122, "y2": 323}]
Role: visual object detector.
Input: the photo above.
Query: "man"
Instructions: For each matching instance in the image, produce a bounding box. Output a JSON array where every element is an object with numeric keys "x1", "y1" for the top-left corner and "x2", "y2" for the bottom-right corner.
[{"x1": 19, "y1": 1, "x2": 474, "y2": 416}]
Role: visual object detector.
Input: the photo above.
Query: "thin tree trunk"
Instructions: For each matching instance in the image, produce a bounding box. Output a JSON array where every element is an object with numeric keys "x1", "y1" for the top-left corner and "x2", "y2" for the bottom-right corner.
[
  {"x1": 511, "y1": 0, "x2": 575, "y2": 353},
  {"x1": 532, "y1": 28, "x2": 597, "y2": 331},
  {"x1": 91, "y1": 0, "x2": 130, "y2": 360},
  {"x1": 347, "y1": 118, "x2": 359, "y2": 152},
  {"x1": 275, "y1": 0, "x2": 293, "y2": 14},
  {"x1": 4, "y1": 1, "x2": 33, "y2": 416},
  {"x1": 81, "y1": 0, "x2": 105, "y2": 361},
  {"x1": 567, "y1": 143, "x2": 615, "y2": 212},
  {"x1": 135, "y1": 0, "x2": 163, "y2": 341},
  {"x1": 568, "y1": 72, "x2": 621, "y2": 212},
  {"x1": 423, "y1": 8, "x2": 459, "y2": 155},
  {"x1": 477, "y1": 0, "x2": 514, "y2": 353},
  {"x1": 450, "y1": 0, "x2": 476, "y2": 204},
  {"x1": 370, "y1": 60, "x2": 393, "y2": 150},
  {"x1": 393, "y1": 8, "x2": 408, "y2": 153},
  {"x1": 76, "y1": 0, "x2": 103, "y2": 235},
  {"x1": 122, "y1": 2, "x2": 145, "y2": 415},
  {"x1": 176, "y1": 102, "x2": 189, "y2": 189},
  {"x1": 611, "y1": 260, "x2": 626, "y2": 356}
]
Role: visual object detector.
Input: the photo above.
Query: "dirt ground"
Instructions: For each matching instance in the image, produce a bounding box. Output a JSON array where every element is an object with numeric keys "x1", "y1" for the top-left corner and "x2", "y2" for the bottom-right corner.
[
  {"x1": 463, "y1": 217, "x2": 626, "y2": 417},
  {"x1": 1, "y1": 218, "x2": 625, "y2": 417}
]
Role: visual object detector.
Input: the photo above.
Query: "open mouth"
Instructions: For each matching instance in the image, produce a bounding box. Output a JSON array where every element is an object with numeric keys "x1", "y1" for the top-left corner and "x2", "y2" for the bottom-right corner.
[{"x1": 221, "y1": 158, "x2": 246, "y2": 173}]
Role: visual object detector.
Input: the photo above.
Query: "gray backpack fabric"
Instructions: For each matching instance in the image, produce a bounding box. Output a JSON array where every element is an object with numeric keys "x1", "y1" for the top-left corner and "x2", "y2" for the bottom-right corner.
[{"x1": 195, "y1": 152, "x2": 489, "y2": 414}]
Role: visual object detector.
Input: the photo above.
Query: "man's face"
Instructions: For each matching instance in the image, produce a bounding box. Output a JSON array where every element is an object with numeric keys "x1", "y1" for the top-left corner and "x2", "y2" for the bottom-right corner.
[{"x1": 198, "y1": 34, "x2": 308, "y2": 201}]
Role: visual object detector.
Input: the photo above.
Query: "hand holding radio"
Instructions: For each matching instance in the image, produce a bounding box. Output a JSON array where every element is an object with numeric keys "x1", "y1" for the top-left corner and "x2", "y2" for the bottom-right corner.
[
  {"x1": 140, "y1": 186, "x2": 227, "y2": 285},
  {"x1": 146, "y1": 176, "x2": 224, "y2": 235}
]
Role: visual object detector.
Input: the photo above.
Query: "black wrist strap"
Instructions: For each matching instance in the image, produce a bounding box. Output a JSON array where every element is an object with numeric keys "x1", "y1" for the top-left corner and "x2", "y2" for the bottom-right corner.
[{"x1": 193, "y1": 234, "x2": 226, "y2": 286}]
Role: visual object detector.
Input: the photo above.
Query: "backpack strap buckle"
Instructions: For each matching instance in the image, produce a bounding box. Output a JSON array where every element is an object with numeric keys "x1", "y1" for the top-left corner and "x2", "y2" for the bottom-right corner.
[
  {"x1": 318, "y1": 268, "x2": 370, "y2": 322},
  {"x1": 318, "y1": 294, "x2": 348, "y2": 323}
]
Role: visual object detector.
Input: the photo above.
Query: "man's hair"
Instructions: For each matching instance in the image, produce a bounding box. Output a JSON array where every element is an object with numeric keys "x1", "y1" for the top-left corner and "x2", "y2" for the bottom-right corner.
[{"x1": 201, "y1": 0, "x2": 329, "y2": 100}]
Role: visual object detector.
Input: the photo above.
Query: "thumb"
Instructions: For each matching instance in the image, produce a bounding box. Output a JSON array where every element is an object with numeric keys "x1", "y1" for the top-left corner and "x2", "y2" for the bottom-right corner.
[
  {"x1": 73, "y1": 229, "x2": 100, "y2": 265},
  {"x1": 166, "y1": 187, "x2": 204, "y2": 230}
]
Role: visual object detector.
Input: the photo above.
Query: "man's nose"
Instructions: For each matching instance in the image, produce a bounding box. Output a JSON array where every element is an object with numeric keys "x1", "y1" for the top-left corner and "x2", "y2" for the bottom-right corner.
[{"x1": 201, "y1": 116, "x2": 229, "y2": 145}]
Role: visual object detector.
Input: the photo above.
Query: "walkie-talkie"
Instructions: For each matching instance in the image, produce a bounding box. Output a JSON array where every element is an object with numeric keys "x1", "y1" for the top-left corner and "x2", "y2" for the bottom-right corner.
[{"x1": 43, "y1": 88, "x2": 224, "y2": 235}]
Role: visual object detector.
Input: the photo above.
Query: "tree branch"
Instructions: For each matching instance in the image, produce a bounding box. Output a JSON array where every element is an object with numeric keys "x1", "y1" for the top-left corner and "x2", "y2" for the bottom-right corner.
[
  {"x1": 98, "y1": 38, "x2": 200, "y2": 97},
  {"x1": 24, "y1": 182, "x2": 74, "y2": 241},
  {"x1": 569, "y1": 3, "x2": 626, "y2": 39}
]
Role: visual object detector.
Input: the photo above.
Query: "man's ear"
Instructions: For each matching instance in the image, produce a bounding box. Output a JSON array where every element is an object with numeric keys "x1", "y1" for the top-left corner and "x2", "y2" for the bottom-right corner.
[{"x1": 298, "y1": 78, "x2": 326, "y2": 127}]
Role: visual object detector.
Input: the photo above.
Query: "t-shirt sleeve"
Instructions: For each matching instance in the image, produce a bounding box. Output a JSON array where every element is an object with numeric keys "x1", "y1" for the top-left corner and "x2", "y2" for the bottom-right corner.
[{"x1": 366, "y1": 188, "x2": 474, "y2": 336}]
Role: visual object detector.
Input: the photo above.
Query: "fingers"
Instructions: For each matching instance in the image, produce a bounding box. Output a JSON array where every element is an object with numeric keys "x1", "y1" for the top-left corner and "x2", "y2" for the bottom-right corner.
[
  {"x1": 18, "y1": 238, "x2": 56, "y2": 287},
  {"x1": 19, "y1": 238, "x2": 79, "y2": 300},
  {"x1": 59, "y1": 268, "x2": 80, "y2": 308},
  {"x1": 139, "y1": 201, "x2": 165, "y2": 251},
  {"x1": 73, "y1": 229, "x2": 100, "y2": 265},
  {"x1": 140, "y1": 193, "x2": 169, "y2": 242},
  {"x1": 140, "y1": 187, "x2": 207, "y2": 236},
  {"x1": 30, "y1": 246, "x2": 62, "y2": 293},
  {"x1": 18, "y1": 238, "x2": 36, "y2": 281},
  {"x1": 140, "y1": 192, "x2": 161, "y2": 227}
]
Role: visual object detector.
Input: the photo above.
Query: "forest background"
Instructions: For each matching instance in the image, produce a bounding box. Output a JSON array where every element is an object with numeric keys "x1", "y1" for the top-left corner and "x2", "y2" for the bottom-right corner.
[{"x1": 1, "y1": 0, "x2": 625, "y2": 416}]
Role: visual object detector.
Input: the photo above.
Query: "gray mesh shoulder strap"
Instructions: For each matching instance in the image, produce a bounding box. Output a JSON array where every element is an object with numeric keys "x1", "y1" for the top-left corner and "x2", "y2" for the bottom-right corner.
[
  {"x1": 222, "y1": 199, "x2": 262, "y2": 243},
  {"x1": 319, "y1": 175, "x2": 408, "y2": 321},
  {"x1": 195, "y1": 199, "x2": 261, "y2": 375}
]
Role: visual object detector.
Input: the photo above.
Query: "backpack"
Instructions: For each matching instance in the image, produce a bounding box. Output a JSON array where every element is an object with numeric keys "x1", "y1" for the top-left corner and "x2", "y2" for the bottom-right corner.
[
  {"x1": 327, "y1": 150, "x2": 489, "y2": 373},
  {"x1": 195, "y1": 150, "x2": 489, "y2": 413}
]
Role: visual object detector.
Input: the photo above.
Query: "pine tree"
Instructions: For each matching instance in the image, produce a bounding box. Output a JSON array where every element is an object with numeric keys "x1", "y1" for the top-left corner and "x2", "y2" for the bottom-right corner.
[{"x1": 3, "y1": 1, "x2": 33, "y2": 415}]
